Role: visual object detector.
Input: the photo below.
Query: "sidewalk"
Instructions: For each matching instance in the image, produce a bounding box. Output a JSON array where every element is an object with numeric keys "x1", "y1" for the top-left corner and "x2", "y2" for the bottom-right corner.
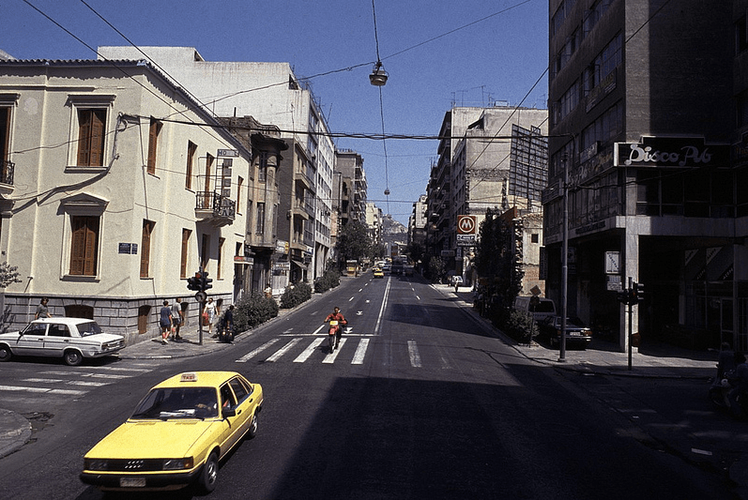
[{"x1": 446, "y1": 283, "x2": 718, "y2": 379}]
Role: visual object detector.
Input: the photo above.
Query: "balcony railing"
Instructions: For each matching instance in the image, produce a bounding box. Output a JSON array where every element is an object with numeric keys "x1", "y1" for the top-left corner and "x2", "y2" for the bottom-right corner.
[
  {"x1": 195, "y1": 191, "x2": 236, "y2": 226},
  {"x1": 1, "y1": 161, "x2": 14, "y2": 185}
]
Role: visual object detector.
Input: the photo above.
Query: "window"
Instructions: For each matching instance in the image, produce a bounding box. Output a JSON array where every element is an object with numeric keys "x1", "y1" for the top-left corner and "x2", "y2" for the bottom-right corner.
[
  {"x1": 140, "y1": 220, "x2": 155, "y2": 278},
  {"x1": 70, "y1": 216, "x2": 99, "y2": 276},
  {"x1": 77, "y1": 109, "x2": 106, "y2": 167},
  {"x1": 256, "y1": 202, "x2": 265, "y2": 235},
  {"x1": 147, "y1": 118, "x2": 162, "y2": 175},
  {"x1": 218, "y1": 237, "x2": 225, "y2": 280},
  {"x1": 258, "y1": 152, "x2": 268, "y2": 182},
  {"x1": 201, "y1": 233, "x2": 210, "y2": 272},
  {"x1": 181, "y1": 229, "x2": 192, "y2": 278},
  {"x1": 138, "y1": 305, "x2": 151, "y2": 334},
  {"x1": 237, "y1": 176, "x2": 244, "y2": 214},
  {"x1": 0, "y1": 104, "x2": 11, "y2": 184},
  {"x1": 186, "y1": 141, "x2": 197, "y2": 190},
  {"x1": 205, "y1": 153, "x2": 214, "y2": 194}
]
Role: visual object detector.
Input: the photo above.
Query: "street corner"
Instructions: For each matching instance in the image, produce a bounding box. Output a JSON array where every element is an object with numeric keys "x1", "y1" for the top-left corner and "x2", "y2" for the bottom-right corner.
[{"x1": 0, "y1": 408, "x2": 32, "y2": 459}]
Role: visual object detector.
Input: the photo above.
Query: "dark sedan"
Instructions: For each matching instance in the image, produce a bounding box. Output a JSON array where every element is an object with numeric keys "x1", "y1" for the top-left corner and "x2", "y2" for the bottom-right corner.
[{"x1": 538, "y1": 316, "x2": 593, "y2": 349}]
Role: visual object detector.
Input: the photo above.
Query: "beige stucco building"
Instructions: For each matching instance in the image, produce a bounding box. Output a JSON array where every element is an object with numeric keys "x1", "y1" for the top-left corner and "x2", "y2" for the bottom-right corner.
[{"x1": 0, "y1": 59, "x2": 254, "y2": 344}]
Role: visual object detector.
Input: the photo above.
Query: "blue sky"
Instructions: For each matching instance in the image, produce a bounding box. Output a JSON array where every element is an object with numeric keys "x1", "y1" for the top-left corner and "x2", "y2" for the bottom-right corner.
[{"x1": 4, "y1": 0, "x2": 548, "y2": 224}]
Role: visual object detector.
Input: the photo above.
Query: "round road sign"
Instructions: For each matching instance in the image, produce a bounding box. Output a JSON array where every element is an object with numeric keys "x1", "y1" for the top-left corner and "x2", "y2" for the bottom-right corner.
[{"x1": 195, "y1": 291, "x2": 207, "y2": 303}]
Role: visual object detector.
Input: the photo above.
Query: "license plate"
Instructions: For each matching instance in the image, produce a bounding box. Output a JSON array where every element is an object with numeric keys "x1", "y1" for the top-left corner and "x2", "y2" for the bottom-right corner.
[
  {"x1": 120, "y1": 477, "x2": 146, "y2": 488},
  {"x1": 569, "y1": 332, "x2": 582, "y2": 337}
]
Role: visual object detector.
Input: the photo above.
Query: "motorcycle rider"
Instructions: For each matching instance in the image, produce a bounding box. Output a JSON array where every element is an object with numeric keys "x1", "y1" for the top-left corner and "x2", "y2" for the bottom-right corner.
[
  {"x1": 729, "y1": 352, "x2": 748, "y2": 417},
  {"x1": 324, "y1": 306, "x2": 347, "y2": 351}
]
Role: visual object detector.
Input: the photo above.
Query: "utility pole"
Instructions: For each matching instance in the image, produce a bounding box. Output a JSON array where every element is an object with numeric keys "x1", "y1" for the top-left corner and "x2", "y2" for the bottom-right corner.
[{"x1": 559, "y1": 152, "x2": 569, "y2": 362}]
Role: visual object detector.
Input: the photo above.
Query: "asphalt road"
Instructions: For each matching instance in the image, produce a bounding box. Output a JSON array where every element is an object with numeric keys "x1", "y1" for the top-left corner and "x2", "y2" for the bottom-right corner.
[{"x1": 0, "y1": 273, "x2": 735, "y2": 499}]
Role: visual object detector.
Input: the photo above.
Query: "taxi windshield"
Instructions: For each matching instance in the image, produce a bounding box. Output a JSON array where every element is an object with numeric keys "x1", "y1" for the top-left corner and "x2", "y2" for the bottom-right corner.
[{"x1": 131, "y1": 387, "x2": 219, "y2": 420}]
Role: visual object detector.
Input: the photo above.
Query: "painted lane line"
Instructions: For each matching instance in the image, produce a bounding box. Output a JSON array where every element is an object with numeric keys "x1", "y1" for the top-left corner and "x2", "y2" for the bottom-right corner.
[
  {"x1": 349, "y1": 296, "x2": 355, "y2": 302},
  {"x1": 294, "y1": 338, "x2": 324, "y2": 362},
  {"x1": 94, "y1": 366, "x2": 150, "y2": 372},
  {"x1": 374, "y1": 278, "x2": 391, "y2": 335},
  {"x1": 351, "y1": 338, "x2": 370, "y2": 365},
  {"x1": 407, "y1": 340, "x2": 422, "y2": 368},
  {"x1": 67, "y1": 380, "x2": 109, "y2": 387},
  {"x1": 235, "y1": 338, "x2": 280, "y2": 363},
  {"x1": 322, "y1": 338, "x2": 347, "y2": 364},
  {"x1": 265, "y1": 338, "x2": 303, "y2": 362},
  {"x1": 23, "y1": 378, "x2": 63, "y2": 383}
]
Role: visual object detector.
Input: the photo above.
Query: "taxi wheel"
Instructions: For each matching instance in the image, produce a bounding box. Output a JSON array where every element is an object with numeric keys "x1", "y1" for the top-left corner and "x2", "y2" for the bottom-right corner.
[
  {"x1": 63, "y1": 350, "x2": 83, "y2": 366},
  {"x1": 0, "y1": 345, "x2": 11, "y2": 362},
  {"x1": 198, "y1": 451, "x2": 219, "y2": 493},
  {"x1": 247, "y1": 413, "x2": 258, "y2": 439}
]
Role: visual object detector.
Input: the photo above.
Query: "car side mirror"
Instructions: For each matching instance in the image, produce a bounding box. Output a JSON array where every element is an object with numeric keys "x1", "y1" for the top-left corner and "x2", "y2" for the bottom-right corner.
[{"x1": 222, "y1": 408, "x2": 236, "y2": 418}]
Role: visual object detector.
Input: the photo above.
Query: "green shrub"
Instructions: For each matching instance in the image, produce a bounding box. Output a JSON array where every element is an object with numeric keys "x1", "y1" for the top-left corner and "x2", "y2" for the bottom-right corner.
[
  {"x1": 502, "y1": 309, "x2": 538, "y2": 343},
  {"x1": 280, "y1": 282, "x2": 312, "y2": 309},
  {"x1": 234, "y1": 292, "x2": 279, "y2": 331},
  {"x1": 315, "y1": 269, "x2": 341, "y2": 293}
]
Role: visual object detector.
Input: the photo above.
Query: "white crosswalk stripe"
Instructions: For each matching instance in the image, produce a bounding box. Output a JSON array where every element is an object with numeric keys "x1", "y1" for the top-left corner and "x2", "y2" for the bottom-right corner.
[
  {"x1": 235, "y1": 336, "x2": 435, "y2": 368},
  {"x1": 0, "y1": 362, "x2": 159, "y2": 399}
]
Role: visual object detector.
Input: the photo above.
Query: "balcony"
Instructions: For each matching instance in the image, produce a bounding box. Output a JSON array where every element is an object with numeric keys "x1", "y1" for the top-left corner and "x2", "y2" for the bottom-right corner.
[
  {"x1": 195, "y1": 191, "x2": 236, "y2": 227},
  {"x1": 0, "y1": 161, "x2": 14, "y2": 196}
]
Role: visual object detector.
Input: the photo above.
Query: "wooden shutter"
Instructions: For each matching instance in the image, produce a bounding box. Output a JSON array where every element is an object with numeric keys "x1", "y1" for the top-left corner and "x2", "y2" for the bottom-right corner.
[
  {"x1": 140, "y1": 220, "x2": 154, "y2": 278},
  {"x1": 147, "y1": 119, "x2": 161, "y2": 174},
  {"x1": 77, "y1": 109, "x2": 106, "y2": 167},
  {"x1": 186, "y1": 142, "x2": 197, "y2": 190},
  {"x1": 70, "y1": 216, "x2": 99, "y2": 276},
  {"x1": 180, "y1": 229, "x2": 191, "y2": 278}
]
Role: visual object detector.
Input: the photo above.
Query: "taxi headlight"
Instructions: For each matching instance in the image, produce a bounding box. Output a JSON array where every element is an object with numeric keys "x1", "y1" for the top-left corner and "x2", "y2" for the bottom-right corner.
[
  {"x1": 84, "y1": 459, "x2": 109, "y2": 471},
  {"x1": 163, "y1": 458, "x2": 194, "y2": 470}
]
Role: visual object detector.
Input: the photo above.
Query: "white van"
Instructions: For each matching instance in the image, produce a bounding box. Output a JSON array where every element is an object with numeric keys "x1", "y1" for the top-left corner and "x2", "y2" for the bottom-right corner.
[{"x1": 513, "y1": 296, "x2": 556, "y2": 322}]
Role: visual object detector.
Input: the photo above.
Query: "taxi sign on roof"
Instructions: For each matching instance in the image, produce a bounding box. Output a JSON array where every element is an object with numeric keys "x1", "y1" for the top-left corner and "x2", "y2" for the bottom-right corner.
[{"x1": 180, "y1": 372, "x2": 198, "y2": 382}]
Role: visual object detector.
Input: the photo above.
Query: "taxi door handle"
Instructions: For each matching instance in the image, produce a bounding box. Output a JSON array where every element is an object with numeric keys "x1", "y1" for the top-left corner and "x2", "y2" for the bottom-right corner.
[{"x1": 237, "y1": 409, "x2": 242, "y2": 415}]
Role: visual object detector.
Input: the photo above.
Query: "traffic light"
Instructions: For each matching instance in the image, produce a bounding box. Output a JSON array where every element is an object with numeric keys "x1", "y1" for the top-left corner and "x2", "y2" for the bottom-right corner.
[
  {"x1": 187, "y1": 272, "x2": 202, "y2": 291},
  {"x1": 631, "y1": 281, "x2": 644, "y2": 303},
  {"x1": 202, "y1": 271, "x2": 213, "y2": 291}
]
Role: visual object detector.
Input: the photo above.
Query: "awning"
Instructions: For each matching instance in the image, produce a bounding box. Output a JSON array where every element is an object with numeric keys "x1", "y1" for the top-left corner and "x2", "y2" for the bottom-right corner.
[{"x1": 291, "y1": 259, "x2": 308, "y2": 271}]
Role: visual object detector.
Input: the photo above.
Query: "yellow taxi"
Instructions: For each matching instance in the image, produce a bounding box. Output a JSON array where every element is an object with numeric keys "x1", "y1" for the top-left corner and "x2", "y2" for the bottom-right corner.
[
  {"x1": 373, "y1": 267, "x2": 384, "y2": 278},
  {"x1": 80, "y1": 371, "x2": 263, "y2": 494}
]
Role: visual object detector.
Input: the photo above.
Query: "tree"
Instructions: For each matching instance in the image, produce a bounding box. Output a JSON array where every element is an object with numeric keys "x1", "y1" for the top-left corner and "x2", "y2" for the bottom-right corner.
[
  {"x1": 474, "y1": 208, "x2": 524, "y2": 321},
  {"x1": 0, "y1": 262, "x2": 21, "y2": 288},
  {"x1": 335, "y1": 220, "x2": 371, "y2": 265}
]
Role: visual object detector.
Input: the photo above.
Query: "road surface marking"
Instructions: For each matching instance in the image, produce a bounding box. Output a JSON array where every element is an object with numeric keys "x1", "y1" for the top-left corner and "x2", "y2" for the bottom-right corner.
[
  {"x1": 352, "y1": 338, "x2": 370, "y2": 364},
  {"x1": 294, "y1": 338, "x2": 324, "y2": 362},
  {"x1": 322, "y1": 338, "x2": 347, "y2": 364},
  {"x1": 265, "y1": 338, "x2": 303, "y2": 362},
  {"x1": 407, "y1": 340, "x2": 422, "y2": 368},
  {"x1": 235, "y1": 338, "x2": 279, "y2": 363}
]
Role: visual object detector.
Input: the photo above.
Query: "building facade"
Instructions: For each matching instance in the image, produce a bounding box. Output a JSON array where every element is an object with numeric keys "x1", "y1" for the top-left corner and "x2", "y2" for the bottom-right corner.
[
  {"x1": 545, "y1": 0, "x2": 737, "y2": 351},
  {"x1": 98, "y1": 46, "x2": 335, "y2": 289},
  {"x1": 0, "y1": 59, "x2": 253, "y2": 344}
]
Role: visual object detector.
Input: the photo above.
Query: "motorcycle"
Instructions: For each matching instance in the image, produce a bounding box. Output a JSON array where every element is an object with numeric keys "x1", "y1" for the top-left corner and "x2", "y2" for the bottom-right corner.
[
  {"x1": 708, "y1": 368, "x2": 748, "y2": 418},
  {"x1": 326, "y1": 320, "x2": 350, "y2": 353}
]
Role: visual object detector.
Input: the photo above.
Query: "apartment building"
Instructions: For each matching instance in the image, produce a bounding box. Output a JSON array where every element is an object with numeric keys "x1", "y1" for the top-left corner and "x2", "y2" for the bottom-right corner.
[
  {"x1": 98, "y1": 46, "x2": 335, "y2": 287},
  {"x1": 0, "y1": 59, "x2": 252, "y2": 343},
  {"x1": 545, "y1": 0, "x2": 736, "y2": 351}
]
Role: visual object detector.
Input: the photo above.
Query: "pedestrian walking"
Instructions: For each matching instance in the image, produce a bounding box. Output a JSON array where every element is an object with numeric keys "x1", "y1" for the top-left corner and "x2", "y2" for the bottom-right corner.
[
  {"x1": 171, "y1": 298, "x2": 183, "y2": 341},
  {"x1": 159, "y1": 300, "x2": 172, "y2": 344},
  {"x1": 35, "y1": 298, "x2": 51, "y2": 319},
  {"x1": 204, "y1": 297, "x2": 217, "y2": 336}
]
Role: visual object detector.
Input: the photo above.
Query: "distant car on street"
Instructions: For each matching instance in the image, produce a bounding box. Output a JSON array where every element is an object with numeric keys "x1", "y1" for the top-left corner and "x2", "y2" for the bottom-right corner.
[
  {"x1": 80, "y1": 371, "x2": 263, "y2": 494},
  {"x1": 373, "y1": 268, "x2": 384, "y2": 278},
  {"x1": 0, "y1": 317, "x2": 125, "y2": 366},
  {"x1": 538, "y1": 316, "x2": 593, "y2": 348}
]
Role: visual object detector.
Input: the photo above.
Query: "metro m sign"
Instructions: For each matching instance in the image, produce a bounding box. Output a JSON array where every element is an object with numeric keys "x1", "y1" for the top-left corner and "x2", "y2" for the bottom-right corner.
[{"x1": 457, "y1": 215, "x2": 476, "y2": 235}]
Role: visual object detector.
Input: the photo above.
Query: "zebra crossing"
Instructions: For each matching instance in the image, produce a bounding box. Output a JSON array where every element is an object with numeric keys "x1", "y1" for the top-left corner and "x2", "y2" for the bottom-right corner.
[
  {"x1": 0, "y1": 364, "x2": 153, "y2": 398},
  {"x1": 235, "y1": 335, "x2": 427, "y2": 367}
]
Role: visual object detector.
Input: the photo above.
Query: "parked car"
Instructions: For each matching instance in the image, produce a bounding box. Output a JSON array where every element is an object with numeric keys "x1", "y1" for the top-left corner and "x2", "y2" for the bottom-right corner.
[
  {"x1": 0, "y1": 317, "x2": 125, "y2": 366},
  {"x1": 80, "y1": 371, "x2": 263, "y2": 494},
  {"x1": 538, "y1": 316, "x2": 593, "y2": 348},
  {"x1": 450, "y1": 276, "x2": 463, "y2": 287},
  {"x1": 513, "y1": 296, "x2": 557, "y2": 323}
]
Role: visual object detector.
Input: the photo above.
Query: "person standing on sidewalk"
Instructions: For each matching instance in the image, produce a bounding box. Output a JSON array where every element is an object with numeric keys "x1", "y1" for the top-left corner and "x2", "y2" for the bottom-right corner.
[
  {"x1": 35, "y1": 298, "x2": 51, "y2": 319},
  {"x1": 204, "y1": 297, "x2": 217, "y2": 336}
]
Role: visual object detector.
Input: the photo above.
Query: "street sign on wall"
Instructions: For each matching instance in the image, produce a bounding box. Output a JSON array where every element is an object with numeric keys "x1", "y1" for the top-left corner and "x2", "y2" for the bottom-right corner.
[{"x1": 457, "y1": 215, "x2": 476, "y2": 234}]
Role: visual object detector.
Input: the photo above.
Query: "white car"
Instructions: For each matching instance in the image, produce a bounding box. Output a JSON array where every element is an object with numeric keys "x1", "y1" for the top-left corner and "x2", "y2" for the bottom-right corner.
[{"x1": 0, "y1": 317, "x2": 125, "y2": 366}]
